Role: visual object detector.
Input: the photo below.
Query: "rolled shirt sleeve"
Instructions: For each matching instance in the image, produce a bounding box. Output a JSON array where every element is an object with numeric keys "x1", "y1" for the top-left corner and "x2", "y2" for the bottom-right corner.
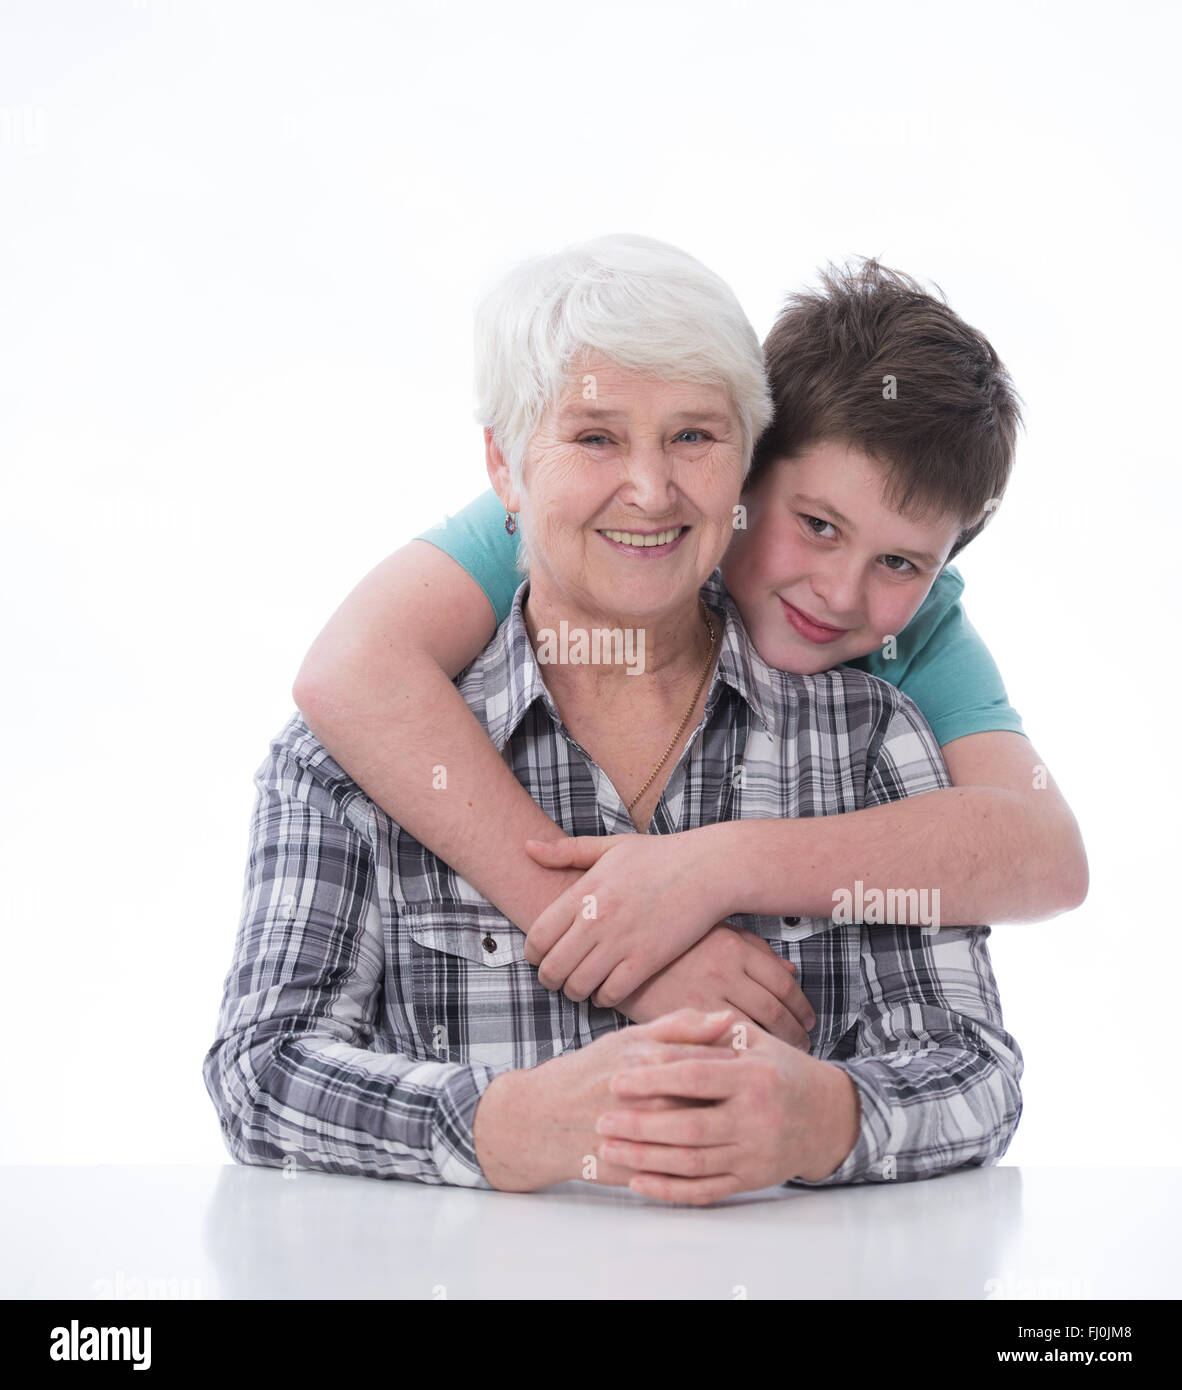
[
  {"x1": 202, "y1": 738, "x2": 503, "y2": 1188},
  {"x1": 791, "y1": 693, "x2": 1024, "y2": 1186}
]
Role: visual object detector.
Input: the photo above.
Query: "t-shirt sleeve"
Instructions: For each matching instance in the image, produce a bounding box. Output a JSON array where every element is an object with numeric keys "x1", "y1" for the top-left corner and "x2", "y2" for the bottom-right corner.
[
  {"x1": 415, "y1": 488, "x2": 525, "y2": 626},
  {"x1": 846, "y1": 566, "x2": 1026, "y2": 748}
]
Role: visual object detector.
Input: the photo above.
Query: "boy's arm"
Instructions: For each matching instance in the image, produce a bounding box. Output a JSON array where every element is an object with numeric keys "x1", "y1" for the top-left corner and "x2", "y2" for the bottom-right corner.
[
  {"x1": 697, "y1": 726, "x2": 1088, "y2": 925},
  {"x1": 293, "y1": 540, "x2": 582, "y2": 934},
  {"x1": 526, "y1": 586, "x2": 1086, "y2": 999},
  {"x1": 525, "y1": 719, "x2": 1086, "y2": 1007}
]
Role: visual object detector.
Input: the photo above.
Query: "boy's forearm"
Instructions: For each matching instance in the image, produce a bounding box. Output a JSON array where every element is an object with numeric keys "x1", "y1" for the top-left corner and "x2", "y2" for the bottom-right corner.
[
  {"x1": 697, "y1": 785, "x2": 1085, "y2": 925},
  {"x1": 299, "y1": 653, "x2": 582, "y2": 933}
]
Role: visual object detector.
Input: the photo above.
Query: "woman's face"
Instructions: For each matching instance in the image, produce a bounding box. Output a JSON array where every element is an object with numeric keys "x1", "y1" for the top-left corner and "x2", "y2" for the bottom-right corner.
[
  {"x1": 721, "y1": 441, "x2": 965, "y2": 675},
  {"x1": 506, "y1": 353, "x2": 744, "y2": 624}
]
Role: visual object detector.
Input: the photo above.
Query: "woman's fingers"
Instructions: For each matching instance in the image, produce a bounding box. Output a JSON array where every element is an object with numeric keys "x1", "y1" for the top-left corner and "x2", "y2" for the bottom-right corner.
[
  {"x1": 724, "y1": 978, "x2": 810, "y2": 1050},
  {"x1": 742, "y1": 950, "x2": 817, "y2": 1036},
  {"x1": 611, "y1": 1056, "x2": 740, "y2": 1101},
  {"x1": 638, "y1": 1007, "x2": 735, "y2": 1045},
  {"x1": 603, "y1": 1140, "x2": 739, "y2": 1182}
]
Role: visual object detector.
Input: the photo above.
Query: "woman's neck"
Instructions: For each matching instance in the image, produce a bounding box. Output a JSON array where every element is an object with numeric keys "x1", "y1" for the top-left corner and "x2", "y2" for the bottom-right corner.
[
  {"x1": 521, "y1": 583, "x2": 721, "y2": 830},
  {"x1": 523, "y1": 586, "x2": 715, "y2": 696}
]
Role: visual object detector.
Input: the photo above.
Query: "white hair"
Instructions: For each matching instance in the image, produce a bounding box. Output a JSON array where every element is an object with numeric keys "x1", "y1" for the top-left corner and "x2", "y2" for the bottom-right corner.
[{"x1": 473, "y1": 234, "x2": 773, "y2": 560}]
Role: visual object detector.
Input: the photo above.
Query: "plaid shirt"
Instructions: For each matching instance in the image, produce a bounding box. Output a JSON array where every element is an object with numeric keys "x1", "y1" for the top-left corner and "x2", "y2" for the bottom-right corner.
[{"x1": 204, "y1": 571, "x2": 1022, "y2": 1191}]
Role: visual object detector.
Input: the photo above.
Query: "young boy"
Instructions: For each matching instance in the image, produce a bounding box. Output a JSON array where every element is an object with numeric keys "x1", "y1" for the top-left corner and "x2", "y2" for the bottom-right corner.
[{"x1": 292, "y1": 258, "x2": 1087, "y2": 1014}]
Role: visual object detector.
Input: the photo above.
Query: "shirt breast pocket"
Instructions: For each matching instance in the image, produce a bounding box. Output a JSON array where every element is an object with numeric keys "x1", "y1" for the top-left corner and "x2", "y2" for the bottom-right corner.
[
  {"x1": 398, "y1": 902, "x2": 577, "y2": 1071},
  {"x1": 728, "y1": 912, "x2": 866, "y2": 1060}
]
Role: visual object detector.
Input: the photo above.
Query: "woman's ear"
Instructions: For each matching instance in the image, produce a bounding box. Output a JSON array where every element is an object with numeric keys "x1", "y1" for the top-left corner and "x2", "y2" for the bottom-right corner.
[{"x1": 484, "y1": 428, "x2": 521, "y2": 513}]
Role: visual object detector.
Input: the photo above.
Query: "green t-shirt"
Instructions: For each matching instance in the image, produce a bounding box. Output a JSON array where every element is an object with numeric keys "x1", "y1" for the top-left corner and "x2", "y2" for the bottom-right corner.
[{"x1": 416, "y1": 488, "x2": 1025, "y2": 748}]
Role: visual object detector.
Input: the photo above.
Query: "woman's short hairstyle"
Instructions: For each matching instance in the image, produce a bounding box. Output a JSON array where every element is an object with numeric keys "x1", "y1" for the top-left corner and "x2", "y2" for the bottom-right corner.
[{"x1": 474, "y1": 234, "x2": 772, "y2": 496}]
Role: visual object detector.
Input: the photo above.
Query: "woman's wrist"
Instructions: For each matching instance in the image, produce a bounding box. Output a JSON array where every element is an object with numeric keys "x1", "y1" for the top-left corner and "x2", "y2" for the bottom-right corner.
[
  {"x1": 473, "y1": 1068, "x2": 548, "y2": 1191},
  {"x1": 793, "y1": 1062, "x2": 861, "y2": 1182}
]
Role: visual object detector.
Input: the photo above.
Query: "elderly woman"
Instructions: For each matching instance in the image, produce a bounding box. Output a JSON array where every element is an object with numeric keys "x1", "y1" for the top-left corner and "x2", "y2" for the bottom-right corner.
[{"x1": 204, "y1": 236, "x2": 1022, "y2": 1202}]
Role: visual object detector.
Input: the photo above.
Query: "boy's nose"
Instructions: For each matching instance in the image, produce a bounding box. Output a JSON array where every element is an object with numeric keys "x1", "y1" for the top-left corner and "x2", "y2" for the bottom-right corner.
[{"x1": 810, "y1": 564, "x2": 862, "y2": 623}]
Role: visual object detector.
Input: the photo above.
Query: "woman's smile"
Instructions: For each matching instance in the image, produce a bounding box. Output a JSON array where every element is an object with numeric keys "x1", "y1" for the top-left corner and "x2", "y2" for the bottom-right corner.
[{"x1": 597, "y1": 525, "x2": 691, "y2": 556}]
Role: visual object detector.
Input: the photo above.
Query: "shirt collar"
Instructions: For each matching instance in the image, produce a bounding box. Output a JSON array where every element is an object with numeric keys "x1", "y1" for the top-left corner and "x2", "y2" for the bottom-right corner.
[
  {"x1": 474, "y1": 569, "x2": 780, "y2": 753},
  {"x1": 699, "y1": 570, "x2": 780, "y2": 734}
]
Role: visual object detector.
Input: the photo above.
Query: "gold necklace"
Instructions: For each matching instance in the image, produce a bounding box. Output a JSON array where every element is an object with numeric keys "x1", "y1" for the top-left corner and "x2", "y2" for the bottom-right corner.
[{"x1": 626, "y1": 599, "x2": 717, "y2": 813}]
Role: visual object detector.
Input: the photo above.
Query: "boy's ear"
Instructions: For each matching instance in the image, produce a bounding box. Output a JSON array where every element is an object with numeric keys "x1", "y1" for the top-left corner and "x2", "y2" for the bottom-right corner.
[{"x1": 484, "y1": 428, "x2": 520, "y2": 513}]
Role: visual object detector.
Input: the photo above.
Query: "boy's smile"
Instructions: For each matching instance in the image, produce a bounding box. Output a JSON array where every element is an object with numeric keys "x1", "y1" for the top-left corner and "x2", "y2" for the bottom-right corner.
[{"x1": 721, "y1": 441, "x2": 967, "y2": 676}]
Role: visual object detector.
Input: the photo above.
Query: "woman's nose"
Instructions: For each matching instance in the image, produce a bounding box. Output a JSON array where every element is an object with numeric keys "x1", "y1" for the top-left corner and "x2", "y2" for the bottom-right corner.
[{"x1": 619, "y1": 444, "x2": 678, "y2": 509}]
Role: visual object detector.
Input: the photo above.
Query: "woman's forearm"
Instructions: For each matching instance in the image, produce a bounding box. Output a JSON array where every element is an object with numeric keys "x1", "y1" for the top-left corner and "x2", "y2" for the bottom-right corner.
[{"x1": 696, "y1": 784, "x2": 1088, "y2": 926}]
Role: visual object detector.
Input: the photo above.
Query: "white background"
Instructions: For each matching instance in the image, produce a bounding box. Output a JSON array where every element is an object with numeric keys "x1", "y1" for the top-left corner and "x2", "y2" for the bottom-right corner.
[{"x1": 1, "y1": 0, "x2": 1178, "y2": 1171}]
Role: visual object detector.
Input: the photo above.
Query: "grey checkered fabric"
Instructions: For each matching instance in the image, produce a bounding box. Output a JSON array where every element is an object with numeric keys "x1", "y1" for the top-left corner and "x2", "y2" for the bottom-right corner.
[{"x1": 203, "y1": 570, "x2": 1022, "y2": 1190}]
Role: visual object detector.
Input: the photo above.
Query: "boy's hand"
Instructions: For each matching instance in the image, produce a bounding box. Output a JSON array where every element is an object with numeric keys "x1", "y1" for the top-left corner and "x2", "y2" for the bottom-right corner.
[
  {"x1": 523, "y1": 832, "x2": 729, "y2": 1006},
  {"x1": 614, "y1": 922, "x2": 816, "y2": 1051}
]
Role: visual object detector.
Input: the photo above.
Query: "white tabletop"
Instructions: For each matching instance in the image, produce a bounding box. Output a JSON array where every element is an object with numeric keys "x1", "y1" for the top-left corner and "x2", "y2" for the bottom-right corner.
[{"x1": 3, "y1": 1164, "x2": 1176, "y2": 1300}]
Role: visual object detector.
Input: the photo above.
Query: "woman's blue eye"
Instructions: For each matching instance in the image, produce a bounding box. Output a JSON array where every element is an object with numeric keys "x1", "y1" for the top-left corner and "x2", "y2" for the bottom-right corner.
[{"x1": 579, "y1": 430, "x2": 711, "y2": 445}]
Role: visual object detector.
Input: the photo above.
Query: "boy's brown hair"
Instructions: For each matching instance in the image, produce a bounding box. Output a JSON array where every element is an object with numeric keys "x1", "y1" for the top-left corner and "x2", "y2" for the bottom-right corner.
[{"x1": 751, "y1": 259, "x2": 1023, "y2": 561}]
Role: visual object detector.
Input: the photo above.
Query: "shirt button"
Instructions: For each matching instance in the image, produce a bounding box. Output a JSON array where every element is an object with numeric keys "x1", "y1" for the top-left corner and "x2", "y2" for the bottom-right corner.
[
  {"x1": 783, "y1": 916, "x2": 801, "y2": 926},
  {"x1": 482, "y1": 934, "x2": 498, "y2": 953}
]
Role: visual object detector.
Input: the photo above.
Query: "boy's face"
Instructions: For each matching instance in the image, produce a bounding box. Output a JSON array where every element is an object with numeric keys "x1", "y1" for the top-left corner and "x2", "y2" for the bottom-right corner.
[{"x1": 721, "y1": 441, "x2": 966, "y2": 676}]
